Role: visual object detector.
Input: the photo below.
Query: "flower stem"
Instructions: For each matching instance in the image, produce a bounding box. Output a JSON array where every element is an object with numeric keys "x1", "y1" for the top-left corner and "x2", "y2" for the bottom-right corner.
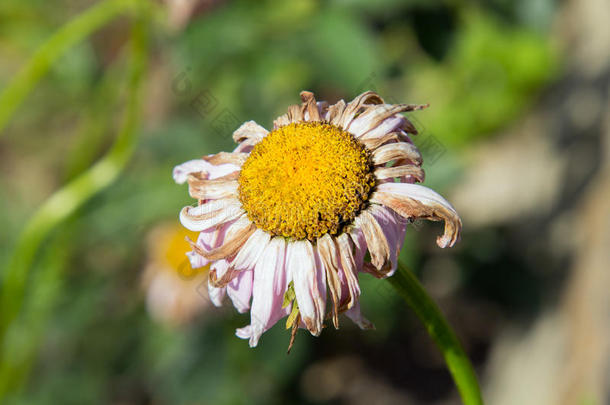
[{"x1": 389, "y1": 262, "x2": 484, "y2": 405}]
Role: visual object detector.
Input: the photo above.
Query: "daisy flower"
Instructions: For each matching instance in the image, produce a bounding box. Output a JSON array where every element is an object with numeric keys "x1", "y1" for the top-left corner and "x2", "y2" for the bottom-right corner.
[
  {"x1": 173, "y1": 91, "x2": 461, "y2": 347},
  {"x1": 141, "y1": 223, "x2": 211, "y2": 327}
]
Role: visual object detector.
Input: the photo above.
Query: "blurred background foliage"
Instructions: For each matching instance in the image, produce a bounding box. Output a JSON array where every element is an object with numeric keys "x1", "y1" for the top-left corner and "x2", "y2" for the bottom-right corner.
[{"x1": 1, "y1": 0, "x2": 608, "y2": 404}]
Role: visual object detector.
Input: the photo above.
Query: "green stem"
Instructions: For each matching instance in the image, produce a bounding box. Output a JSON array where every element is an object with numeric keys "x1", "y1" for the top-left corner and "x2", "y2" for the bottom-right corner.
[
  {"x1": 0, "y1": 0, "x2": 145, "y2": 134},
  {"x1": 0, "y1": 15, "x2": 149, "y2": 358},
  {"x1": 388, "y1": 262, "x2": 484, "y2": 405}
]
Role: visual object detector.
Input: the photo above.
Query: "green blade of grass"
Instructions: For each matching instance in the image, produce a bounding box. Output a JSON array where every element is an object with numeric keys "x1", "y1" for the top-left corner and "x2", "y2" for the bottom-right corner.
[
  {"x1": 0, "y1": 13, "x2": 149, "y2": 364},
  {"x1": 0, "y1": 0, "x2": 145, "y2": 134}
]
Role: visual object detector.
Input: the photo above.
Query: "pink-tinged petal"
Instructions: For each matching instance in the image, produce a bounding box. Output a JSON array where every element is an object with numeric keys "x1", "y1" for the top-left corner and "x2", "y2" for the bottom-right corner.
[
  {"x1": 231, "y1": 229, "x2": 271, "y2": 271},
  {"x1": 371, "y1": 183, "x2": 462, "y2": 248},
  {"x1": 179, "y1": 199, "x2": 244, "y2": 232},
  {"x1": 349, "y1": 227, "x2": 368, "y2": 272},
  {"x1": 317, "y1": 234, "x2": 342, "y2": 328},
  {"x1": 227, "y1": 269, "x2": 254, "y2": 314},
  {"x1": 336, "y1": 233, "x2": 360, "y2": 310},
  {"x1": 367, "y1": 205, "x2": 407, "y2": 278},
  {"x1": 239, "y1": 237, "x2": 289, "y2": 347},
  {"x1": 288, "y1": 240, "x2": 326, "y2": 336},
  {"x1": 344, "y1": 301, "x2": 374, "y2": 330}
]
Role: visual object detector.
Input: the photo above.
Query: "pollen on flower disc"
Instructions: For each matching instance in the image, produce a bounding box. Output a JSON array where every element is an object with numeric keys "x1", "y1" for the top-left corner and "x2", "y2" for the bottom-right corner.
[{"x1": 238, "y1": 122, "x2": 375, "y2": 241}]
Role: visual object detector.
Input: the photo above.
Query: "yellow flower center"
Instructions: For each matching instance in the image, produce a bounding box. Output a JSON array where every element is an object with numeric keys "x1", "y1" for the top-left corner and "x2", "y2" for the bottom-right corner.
[{"x1": 238, "y1": 122, "x2": 375, "y2": 241}]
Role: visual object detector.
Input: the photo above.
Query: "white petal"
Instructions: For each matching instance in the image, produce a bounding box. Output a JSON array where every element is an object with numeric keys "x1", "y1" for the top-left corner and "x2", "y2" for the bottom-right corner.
[
  {"x1": 244, "y1": 237, "x2": 289, "y2": 347},
  {"x1": 287, "y1": 240, "x2": 326, "y2": 336}
]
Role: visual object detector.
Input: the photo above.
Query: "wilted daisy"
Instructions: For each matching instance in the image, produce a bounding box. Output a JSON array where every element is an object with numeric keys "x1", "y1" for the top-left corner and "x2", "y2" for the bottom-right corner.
[
  {"x1": 141, "y1": 223, "x2": 211, "y2": 327},
  {"x1": 173, "y1": 91, "x2": 461, "y2": 347}
]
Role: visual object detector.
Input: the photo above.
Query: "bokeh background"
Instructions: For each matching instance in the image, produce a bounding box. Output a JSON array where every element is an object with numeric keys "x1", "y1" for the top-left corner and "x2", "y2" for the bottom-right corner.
[{"x1": 0, "y1": 0, "x2": 609, "y2": 404}]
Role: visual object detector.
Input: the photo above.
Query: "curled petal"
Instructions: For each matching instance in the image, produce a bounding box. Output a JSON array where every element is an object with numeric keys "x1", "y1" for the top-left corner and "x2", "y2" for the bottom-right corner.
[
  {"x1": 359, "y1": 116, "x2": 405, "y2": 141},
  {"x1": 209, "y1": 266, "x2": 239, "y2": 288},
  {"x1": 173, "y1": 159, "x2": 208, "y2": 184},
  {"x1": 287, "y1": 240, "x2": 326, "y2": 336},
  {"x1": 348, "y1": 103, "x2": 426, "y2": 137},
  {"x1": 232, "y1": 120, "x2": 268, "y2": 145},
  {"x1": 300, "y1": 91, "x2": 321, "y2": 122},
  {"x1": 375, "y1": 165, "x2": 425, "y2": 183},
  {"x1": 366, "y1": 205, "x2": 407, "y2": 278},
  {"x1": 287, "y1": 104, "x2": 305, "y2": 123},
  {"x1": 188, "y1": 175, "x2": 239, "y2": 200},
  {"x1": 360, "y1": 130, "x2": 412, "y2": 151},
  {"x1": 327, "y1": 99, "x2": 347, "y2": 126},
  {"x1": 337, "y1": 91, "x2": 384, "y2": 129},
  {"x1": 198, "y1": 216, "x2": 256, "y2": 261},
  {"x1": 207, "y1": 260, "x2": 230, "y2": 307},
  {"x1": 354, "y1": 210, "x2": 390, "y2": 272},
  {"x1": 179, "y1": 199, "x2": 244, "y2": 232},
  {"x1": 371, "y1": 183, "x2": 462, "y2": 248},
  {"x1": 173, "y1": 159, "x2": 241, "y2": 185},
  {"x1": 372, "y1": 142, "x2": 422, "y2": 166},
  {"x1": 203, "y1": 152, "x2": 249, "y2": 166},
  {"x1": 231, "y1": 229, "x2": 271, "y2": 271}
]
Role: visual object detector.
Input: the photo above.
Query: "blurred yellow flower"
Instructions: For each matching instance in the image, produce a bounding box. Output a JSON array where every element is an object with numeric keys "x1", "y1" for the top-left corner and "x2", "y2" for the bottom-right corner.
[{"x1": 141, "y1": 222, "x2": 211, "y2": 327}]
